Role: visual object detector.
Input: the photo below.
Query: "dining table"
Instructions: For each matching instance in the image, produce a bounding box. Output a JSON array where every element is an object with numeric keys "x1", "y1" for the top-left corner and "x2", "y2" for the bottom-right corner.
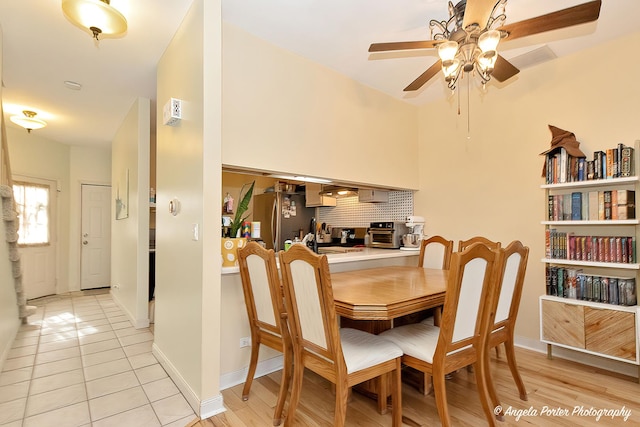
[
  {"x1": 329, "y1": 265, "x2": 449, "y2": 417},
  {"x1": 331, "y1": 265, "x2": 448, "y2": 331}
]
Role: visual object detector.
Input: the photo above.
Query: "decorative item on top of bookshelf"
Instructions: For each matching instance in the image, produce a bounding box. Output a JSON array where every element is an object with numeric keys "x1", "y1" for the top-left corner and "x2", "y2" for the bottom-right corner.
[{"x1": 541, "y1": 125, "x2": 635, "y2": 184}]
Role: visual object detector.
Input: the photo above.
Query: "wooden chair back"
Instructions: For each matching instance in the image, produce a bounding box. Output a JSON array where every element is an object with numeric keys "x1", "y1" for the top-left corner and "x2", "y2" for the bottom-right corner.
[
  {"x1": 493, "y1": 240, "x2": 529, "y2": 331},
  {"x1": 279, "y1": 244, "x2": 344, "y2": 372},
  {"x1": 458, "y1": 236, "x2": 501, "y2": 252},
  {"x1": 238, "y1": 242, "x2": 287, "y2": 340},
  {"x1": 435, "y1": 242, "x2": 503, "y2": 363},
  {"x1": 418, "y1": 235, "x2": 454, "y2": 269}
]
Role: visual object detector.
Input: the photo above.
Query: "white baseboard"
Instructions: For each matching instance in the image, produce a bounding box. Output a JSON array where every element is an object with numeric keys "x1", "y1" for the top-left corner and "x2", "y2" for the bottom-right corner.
[
  {"x1": 152, "y1": 343, "x2": 226, "y2": 419},
  {"x1": 514, "y1": 335, "x2": 639, "y2": 378},
  {"x1": 220, "y1": 354, "x2": 284, "y2": 391},
  {"x1": 109, "y1": 290, "x2": 150, "y2": 328}
]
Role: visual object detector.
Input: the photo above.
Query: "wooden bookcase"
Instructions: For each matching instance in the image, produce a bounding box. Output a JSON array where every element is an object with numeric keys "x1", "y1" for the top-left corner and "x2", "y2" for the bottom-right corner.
[{"x1": 539, "y1": 140, "x2": 640, "y2": 381}]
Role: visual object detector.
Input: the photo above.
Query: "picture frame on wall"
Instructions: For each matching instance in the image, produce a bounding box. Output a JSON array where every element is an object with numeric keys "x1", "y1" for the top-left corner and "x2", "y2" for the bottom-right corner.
[{"x1": 115, "y1": 168, "x2": 129, "y2": 220}]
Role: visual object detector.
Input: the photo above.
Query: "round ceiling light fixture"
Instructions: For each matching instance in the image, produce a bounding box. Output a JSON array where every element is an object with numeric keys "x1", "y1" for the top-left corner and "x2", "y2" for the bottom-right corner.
[
  {"x1": 62, "y1": 0, "x2": 127, "y2": 40},
  {"x1": 10, "y1": 111, "x2": 47, "y2": 133}
]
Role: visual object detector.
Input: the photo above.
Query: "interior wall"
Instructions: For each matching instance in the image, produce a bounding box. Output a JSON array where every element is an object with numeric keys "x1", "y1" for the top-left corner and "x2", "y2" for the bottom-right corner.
[
  {"x1": 155, "y1": 0, "x2": 223, "y2": 417},
  {"x1": 415, "y1": 32, "x2": 640, "y2": 356},
  {"x1": 110, "y1": 98, "x2": 150, "y2": 327},
  {"x1": 221, "y1": 22, "x2": 419, "y2": 191},
  {"x1": 68, "y1": 145, "x2": 112, "y2": 292},
  {"x1": 0, "y1": 27, "x2": 20, "y2": 369}
]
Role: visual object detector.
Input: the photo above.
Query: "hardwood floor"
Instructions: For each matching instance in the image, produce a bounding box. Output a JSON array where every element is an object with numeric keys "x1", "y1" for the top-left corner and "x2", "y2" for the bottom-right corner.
[{"x1": 191, "y1": 346, "x2": 640, "y2": 426}]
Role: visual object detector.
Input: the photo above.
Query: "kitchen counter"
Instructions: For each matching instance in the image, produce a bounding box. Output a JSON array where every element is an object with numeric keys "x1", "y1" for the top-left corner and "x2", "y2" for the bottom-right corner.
[{"x1": 220, "y1": 247, "x2": 419, "y2": 275}]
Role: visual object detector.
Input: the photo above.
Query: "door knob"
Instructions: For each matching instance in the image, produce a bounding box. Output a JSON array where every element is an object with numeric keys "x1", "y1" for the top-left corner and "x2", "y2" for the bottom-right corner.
[
  {"x1": 83, "y1": 240, "x2": 88, "y2": 245},
  {"x1": 83, "y1": 233, "x2": 88, "y2": 237}
]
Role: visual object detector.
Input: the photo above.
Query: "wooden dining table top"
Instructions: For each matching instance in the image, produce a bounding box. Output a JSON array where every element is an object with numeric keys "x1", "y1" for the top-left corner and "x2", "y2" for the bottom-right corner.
[{"x1": 330, "y1": 266, "x2": 448, "y2": 321}]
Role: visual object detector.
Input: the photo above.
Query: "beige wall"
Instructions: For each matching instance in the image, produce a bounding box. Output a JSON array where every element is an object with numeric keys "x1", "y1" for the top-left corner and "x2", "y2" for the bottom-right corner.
[
  {"x1": 0, "y1": 27, "x2": 20, "y2": 367},
  {"x1": 416, "y1": 32, "x2": 640, "y2": 359},
  {"x1": 110, "y1": 98, "x2": 151, "y2": 327},
  {"x1": 221, "y1": 22, "x2": 419, "y2": 191},
  {"x1": 155, "y1": 0, "x2": 223, "y2": 417}
]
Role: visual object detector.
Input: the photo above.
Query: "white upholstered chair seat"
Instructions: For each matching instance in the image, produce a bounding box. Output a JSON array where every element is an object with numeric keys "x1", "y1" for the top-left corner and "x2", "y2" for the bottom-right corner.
[
  {"x1": 380, "y1": 323, "x2": 440, "y2": 364},
  {"x1": 340, "y1": 328, "x2": 403, "y2": 374}
]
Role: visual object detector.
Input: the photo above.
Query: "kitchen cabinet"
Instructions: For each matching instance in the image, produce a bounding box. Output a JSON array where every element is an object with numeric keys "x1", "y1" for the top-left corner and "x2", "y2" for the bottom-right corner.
[{"x1": 305, "y1": 183, "x2": 336, "y2": 207}]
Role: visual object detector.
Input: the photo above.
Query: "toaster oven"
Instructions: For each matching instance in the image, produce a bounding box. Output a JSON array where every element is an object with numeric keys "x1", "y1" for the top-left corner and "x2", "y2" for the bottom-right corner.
[{"x1": 368, "y1": 221, "x2": 408, "y2": 249}]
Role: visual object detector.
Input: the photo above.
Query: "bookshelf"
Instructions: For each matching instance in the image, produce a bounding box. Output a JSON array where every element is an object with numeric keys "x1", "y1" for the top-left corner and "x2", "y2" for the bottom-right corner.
[{"x1": 539, "y1": 140, "x2": 640, "y2": 380}]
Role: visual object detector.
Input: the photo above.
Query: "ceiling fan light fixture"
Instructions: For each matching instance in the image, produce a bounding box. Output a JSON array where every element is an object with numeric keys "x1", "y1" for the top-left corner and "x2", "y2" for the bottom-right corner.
[
  {"x1": 62, "y1": 0, "x2": 127, "y2": 40},
  {"x1": 478, "y1": 30, "x2": 501, "y2": 53},
  {"x1": 10, "y1": 110, "x2": 47, "y2": 133}
]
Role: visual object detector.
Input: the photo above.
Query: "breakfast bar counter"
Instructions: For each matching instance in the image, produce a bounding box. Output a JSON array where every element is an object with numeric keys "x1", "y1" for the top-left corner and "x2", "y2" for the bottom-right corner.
[{"x1": 220, "y1": 247, "x2": 419, "y2": 275}]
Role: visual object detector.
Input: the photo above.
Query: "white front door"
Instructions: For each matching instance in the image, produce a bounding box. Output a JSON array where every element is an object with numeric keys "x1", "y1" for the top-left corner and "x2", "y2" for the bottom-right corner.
[
  {"x1": 13, "y1": 177, "x2": 57, "y2": 299},
  {"x1": 81, "y1": 184, "x2": 111, "y2": 290}
]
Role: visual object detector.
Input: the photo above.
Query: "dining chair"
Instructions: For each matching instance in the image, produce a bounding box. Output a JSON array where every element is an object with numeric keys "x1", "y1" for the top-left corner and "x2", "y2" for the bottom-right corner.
[
  {"x1": 487, "y1": 240, "x2": 530, "y2": 402},
  {"x1": 237, "y1": 242, "x2": 291, "y2": 426},
  {"x1": 458, "y1": 236, "x2": 501, "y2": 252},
  {"x1": 379, "y1": 242, "x2": 504, "y2": 427},
  {"x1": 418, "y1": 235, "x2": 454, "y2": 269},
  {"x1": 279, "y1": 244, "x2": 403, "y2": 427}
]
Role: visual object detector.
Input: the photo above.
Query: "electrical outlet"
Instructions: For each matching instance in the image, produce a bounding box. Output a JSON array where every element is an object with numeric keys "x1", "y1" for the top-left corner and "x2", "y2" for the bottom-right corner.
[
  {"x1": 239, "y1": 337, "x2": 251, "y2": 348},
  {"x1": 163, "y1": 98, "x2": 182, "y2": 126}
]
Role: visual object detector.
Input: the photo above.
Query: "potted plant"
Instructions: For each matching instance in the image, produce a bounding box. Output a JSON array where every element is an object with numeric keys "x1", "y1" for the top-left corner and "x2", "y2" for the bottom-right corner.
[{"x1": 222, "y1": 181, "x2": 255, "y2": 267}]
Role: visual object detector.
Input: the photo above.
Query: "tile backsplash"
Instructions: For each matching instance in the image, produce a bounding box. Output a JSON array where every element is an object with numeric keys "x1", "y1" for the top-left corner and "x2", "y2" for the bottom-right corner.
[{"x1": 317, "y1": 191, "x2": 413, "y2": 227}]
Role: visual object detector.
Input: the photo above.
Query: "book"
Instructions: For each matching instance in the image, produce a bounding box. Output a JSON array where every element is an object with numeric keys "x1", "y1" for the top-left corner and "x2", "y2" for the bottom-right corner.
[
  {"x1": 594, "y1": 151, "x2": 605, "y2": 180},
  {"x1": 588, "y1": 191, "x2": 599, "y2": 220},
  {"x1": 603, "y1": 190, "x2": 612, "y2": 220},
  {"x1": 577, "y1": 158, "x2": 585, "y2": 181},
  {"x1": 571, "y1": 192, "x2": 582, "y2": 220},
  {"x1": 606, "y1": 148, "x2": 614, "y2": 179},
  {"x1": 617, "y1": 190, "x2": 636, "y2": 220},
  {"x1": 620, "y1": 146, "x2": 634, "y2": 177}
]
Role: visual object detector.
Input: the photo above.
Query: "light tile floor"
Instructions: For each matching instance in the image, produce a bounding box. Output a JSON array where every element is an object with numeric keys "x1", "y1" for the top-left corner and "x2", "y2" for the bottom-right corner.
[{"x1": 0, "y1": 291, "x2": 198, "y2": 427}]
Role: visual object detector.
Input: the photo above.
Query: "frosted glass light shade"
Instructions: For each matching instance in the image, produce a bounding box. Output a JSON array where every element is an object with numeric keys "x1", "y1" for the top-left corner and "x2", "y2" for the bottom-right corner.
[
  {"x1": 478, "y1": 30, "x2": 500, "y2": 53},
  {"x1": 62, "y1": 0, "x2": 127, "y2": 38},
  {"x1": 10, "y1": 111, "x2": 46, "y2": 132},
  {"x1": 438, "y1": 41, "x2": 459, "y2": 61}
]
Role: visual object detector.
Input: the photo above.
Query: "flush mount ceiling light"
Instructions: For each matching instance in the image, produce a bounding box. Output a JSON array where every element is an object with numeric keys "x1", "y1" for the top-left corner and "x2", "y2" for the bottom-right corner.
[
  {"x1": 10, "y1": 111, "x2": 47, "y2": 133},
  {"x1": 62, "y1": 0, "x2": 127, "y2": 40}
]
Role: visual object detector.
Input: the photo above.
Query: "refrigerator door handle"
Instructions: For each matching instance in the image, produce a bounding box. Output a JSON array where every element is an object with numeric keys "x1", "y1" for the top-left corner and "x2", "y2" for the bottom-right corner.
[{"x1": 271, "y1": 198, "x2": 278, "y2": 250}]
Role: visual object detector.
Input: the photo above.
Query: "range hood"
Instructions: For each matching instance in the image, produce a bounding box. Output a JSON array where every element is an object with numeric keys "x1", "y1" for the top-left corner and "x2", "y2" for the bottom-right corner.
[{"x1": 318, "y1": 185, "x2": 359, "y2": 198}]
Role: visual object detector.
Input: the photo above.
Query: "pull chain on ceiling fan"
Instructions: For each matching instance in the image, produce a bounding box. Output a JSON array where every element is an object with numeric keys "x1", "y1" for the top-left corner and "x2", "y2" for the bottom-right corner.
[{"x1": 368, "y1": 0, "x2": 602, "y2": 92}]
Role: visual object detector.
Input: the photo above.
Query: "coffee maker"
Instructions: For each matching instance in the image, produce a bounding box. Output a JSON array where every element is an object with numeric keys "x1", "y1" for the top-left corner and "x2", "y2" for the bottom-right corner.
[{"x1": 400, "y1": 215, "x2": 425, "y2": 251}]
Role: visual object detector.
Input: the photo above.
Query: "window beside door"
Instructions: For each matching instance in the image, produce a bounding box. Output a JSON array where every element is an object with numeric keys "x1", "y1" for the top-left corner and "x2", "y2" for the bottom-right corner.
[{"x1": 13, "y1": 181, "x2": 50, "y2": 246}]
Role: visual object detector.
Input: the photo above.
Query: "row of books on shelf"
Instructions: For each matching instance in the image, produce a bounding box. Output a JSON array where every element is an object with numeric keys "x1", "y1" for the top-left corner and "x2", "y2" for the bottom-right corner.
[
  {"x1": 547, "y1": 190, "x2": 636, "y2": 221},
  {"x1": 545, "y1": 266, "x2": 637, "y2": 306},
  {"x1": 544, "y1": 144, "x2": 634, "y2": 184},
  {"x1": 544, "y1": 230, "x2": 636, "y2": 263}
]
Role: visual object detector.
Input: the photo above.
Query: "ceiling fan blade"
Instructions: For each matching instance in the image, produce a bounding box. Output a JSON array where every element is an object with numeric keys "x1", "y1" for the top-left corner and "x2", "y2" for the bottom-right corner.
[
  {"x1": 497, "y1": 0, "x2": 601, "y2": 42},
  {"x1": 491, "y1": 55, "x2": 520, "y2": 82},
  {"x1": 462, "y1": 0, "x2": 499, "y2": 30},
  {"x1": 404, "y1": 61, "x2": 442, "y2": 92},
  {"x1": 369, "y1": 40, "x2": 440, "y2": 52}
]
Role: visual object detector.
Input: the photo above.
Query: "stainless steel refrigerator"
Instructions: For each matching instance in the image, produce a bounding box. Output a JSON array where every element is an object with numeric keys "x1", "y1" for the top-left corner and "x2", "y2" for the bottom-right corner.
[{"x1": 252, "y1": 191, "x2": 316, "y2": 251}]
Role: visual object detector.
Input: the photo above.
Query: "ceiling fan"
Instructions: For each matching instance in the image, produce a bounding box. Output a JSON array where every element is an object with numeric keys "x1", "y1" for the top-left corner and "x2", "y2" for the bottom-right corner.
[{"x1": 369, "y1": 0, "x2": 602, "y2": 92}]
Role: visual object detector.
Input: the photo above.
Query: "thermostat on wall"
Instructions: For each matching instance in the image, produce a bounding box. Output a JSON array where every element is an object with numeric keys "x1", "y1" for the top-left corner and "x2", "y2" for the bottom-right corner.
[{"x1": 163, "y1": 98, "x2": 182, "y2": 126}]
